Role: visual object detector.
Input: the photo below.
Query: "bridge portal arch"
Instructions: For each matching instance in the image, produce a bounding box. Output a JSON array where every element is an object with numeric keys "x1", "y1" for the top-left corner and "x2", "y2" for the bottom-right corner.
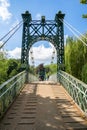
[{"x1": 21, "y1": 11, "x2": 65, "y2": 81}]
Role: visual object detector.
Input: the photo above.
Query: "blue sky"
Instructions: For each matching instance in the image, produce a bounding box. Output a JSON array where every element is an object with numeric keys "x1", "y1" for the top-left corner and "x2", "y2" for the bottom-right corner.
[{"x1": 0, "y1": 0, "x2": 87, "y2": 65}]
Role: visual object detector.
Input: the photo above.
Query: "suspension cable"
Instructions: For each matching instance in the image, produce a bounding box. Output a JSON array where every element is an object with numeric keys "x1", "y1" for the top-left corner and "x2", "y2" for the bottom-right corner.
[
  {"x1": 0, "y1": 23, "x2": 23, "y2": 49},
  {"x1": 0, "y1": 20, "x2": 23, "y2": 41},
  {"x1": 60, "y1": 19, "x2": 87, "y2": 47},
  {"x1": 64, "y1": 19, "x2": 87, "y2": 40},
  {"x1": 0, "y1": 18, "x2": 27, "y2": 49}
]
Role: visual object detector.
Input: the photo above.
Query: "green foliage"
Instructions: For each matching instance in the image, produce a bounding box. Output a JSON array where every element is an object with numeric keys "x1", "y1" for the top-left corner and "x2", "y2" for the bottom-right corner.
[
  {"x1": 0, "y1": 50, "x2": 7, "y2": 60},
  {"x1": 29, "y1": 65, "x2": 36, "y2": 75},
  {"x1": 65, "y1": 37, "x2": 74, "y2": 73},
  {"x1": 45, "y1": 64, "x2": 57, "y2": 75},
  {"x1": 82, "y1": 14, "x2": 87, "y2": 18},
  {"x1": 80, "y1": 0, "x2": 87, "y2": 4},
  {"x1": 80, "y1": 0, "x2": 87, "y2": 18},
  {"x1": 81, "y1": 63, "x2": 87, "y2": 83},
  {"x1": 65, "y1": 34, "x2": 87, "y2": 83},
  {"x1": 0, "y1": 60, "x2": 7, "y2": 84},
  {"x1": 7, "y1": 59, "x2": 18, "y2": 76},
  {"x1": 8, "y1": 69, "x2": 18, "y2": 78},
  {"x1": 34, "y1": 63, "x2": 57, "y2": 79},
  {"x1": 0, "y1": 59, "x2": 21, "y2": 84}
]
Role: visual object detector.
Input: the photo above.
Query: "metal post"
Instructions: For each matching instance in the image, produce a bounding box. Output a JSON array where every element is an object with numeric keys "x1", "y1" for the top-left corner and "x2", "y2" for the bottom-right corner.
[
  {"x1": 21, "y1": 11, "x2": 31, "y2": 83},
  {"x1": 55, "y1": 11, "x2": 65, "y2": 81}
]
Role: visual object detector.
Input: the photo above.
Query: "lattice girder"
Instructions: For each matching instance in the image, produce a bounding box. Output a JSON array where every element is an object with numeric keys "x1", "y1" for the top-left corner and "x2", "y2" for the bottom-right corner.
[{"x1": 21, "y1": 11, "x2": 65, "y2": 81}]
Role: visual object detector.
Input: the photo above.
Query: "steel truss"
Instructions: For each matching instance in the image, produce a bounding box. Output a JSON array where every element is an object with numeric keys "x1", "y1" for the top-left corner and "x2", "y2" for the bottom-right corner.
[{"x1": 21, "y1": 11, "x2": 65, "y2": 81}]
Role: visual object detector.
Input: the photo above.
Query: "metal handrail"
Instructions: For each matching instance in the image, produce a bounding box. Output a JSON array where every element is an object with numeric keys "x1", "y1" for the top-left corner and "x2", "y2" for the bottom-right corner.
[
  {"x1": 58, "y1": 70, "x2": 87, "y2": 116},
  {"x1": 0, "y1": 71, "x2": 25, "y2": 89},
  {"x1": 0, "y1": 71, "x2": 26, "y2": 118}
]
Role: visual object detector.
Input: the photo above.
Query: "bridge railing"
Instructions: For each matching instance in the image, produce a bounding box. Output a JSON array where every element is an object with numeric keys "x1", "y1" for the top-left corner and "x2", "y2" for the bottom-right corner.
[
  {"x1": 49, "y1": 73, "x2": 57, "y2": 82},
  {"x1": 28, "y1": 73, "x2": 39, "y2": 82},
  {"x1": 0, "y1": 71, "x2": 26, "y2": 118},
  {"x1": 58, "y1": 70, "x2": 87, "y2": 116}
]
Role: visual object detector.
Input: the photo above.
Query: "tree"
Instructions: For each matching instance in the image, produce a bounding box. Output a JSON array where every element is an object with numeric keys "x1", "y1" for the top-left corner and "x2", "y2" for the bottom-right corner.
[
  {"x1": 6, "y1": 59, "x2": 22, "y2": 78},
  {"x1": 29, "y1": 65, "x2": 36, "y2": 74},
  {"x1": 65, "y1": 35, "x2": 87, "y2": 80},
  {"x1": 0, "y1": 49, "x2": 7, "y2": 60},
  {"x1": 0, "y1": 58, "x2": 22, "y2": 84},
  {"x1": 81, "y1": 63, "x2": 87, "y2": 83},
  {"x1": 80, "y1": 0, "x2": 87, "y2": 4},
  {"x1": 0, "y1": 60, "x2": 7, "y2": 84},
  {"x1": 7, "y1": 59, "x2": 18, "y2": 77},
  {"x1": 80, "y1": 0, "x2": 87, "y2": 18},
  {"x1": 45, "y1": 64, "x2": 57, "y2": 76}
]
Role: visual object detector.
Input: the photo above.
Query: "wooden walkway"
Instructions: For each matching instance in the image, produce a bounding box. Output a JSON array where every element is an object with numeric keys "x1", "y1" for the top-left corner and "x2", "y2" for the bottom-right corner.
[{"x1": 0, "y1": 82, "x2": 87, "y2": 130}]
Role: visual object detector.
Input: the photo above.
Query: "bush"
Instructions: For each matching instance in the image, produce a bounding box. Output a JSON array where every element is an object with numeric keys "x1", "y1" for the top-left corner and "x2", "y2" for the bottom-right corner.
[{"x1": 81, "y1": 63, "x2": 87, "y2": 84}]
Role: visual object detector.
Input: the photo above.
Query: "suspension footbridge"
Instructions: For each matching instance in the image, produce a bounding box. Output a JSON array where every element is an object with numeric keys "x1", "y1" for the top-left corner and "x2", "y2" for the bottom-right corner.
[
  {"x1": 0, "y1": 78, "x2": 87, "y2": 130},
  {"x1": 0, "y1": 11, "x2": 87, "y2": 130}
]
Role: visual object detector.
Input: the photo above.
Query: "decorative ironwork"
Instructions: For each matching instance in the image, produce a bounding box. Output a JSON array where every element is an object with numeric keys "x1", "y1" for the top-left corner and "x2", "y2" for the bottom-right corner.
[
  {"x1": 21, "y1": 10, "x2": 65, "y2": 82},
  {"x1": 58, "y1": 70, "x2": 87, "y2": 116},
  {"x1": 0, "y1": 71, "x2": 26, "y2": 118},
  {"x1": 0, "y1": 71, "x2": 39, "y2": 118}
]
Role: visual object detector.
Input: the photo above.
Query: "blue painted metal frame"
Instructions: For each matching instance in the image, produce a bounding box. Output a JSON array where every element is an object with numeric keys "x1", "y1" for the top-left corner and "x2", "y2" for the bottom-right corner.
[
  {"x1": 58, "y1": 70, "x2": 87, "y2": 116},
  {"x1": 0, "y1": 71, "x2": 26, "y2": 118}
]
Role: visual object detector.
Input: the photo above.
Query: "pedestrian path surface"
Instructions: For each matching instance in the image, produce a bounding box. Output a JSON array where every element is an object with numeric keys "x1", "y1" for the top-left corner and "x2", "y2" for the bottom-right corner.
[{"x1": 0, "y1": 81, "x2": 87, "y2": 130}]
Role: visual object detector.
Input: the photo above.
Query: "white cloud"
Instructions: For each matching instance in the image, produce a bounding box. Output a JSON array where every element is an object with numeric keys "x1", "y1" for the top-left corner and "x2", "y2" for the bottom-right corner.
[
  {"x1": 0, "y1": 0, "x2": 12, "y2": 21},
  {"x1": 30, "y1": 44, "x2": 56, "y2": 66},
  {"x1": 7, "y1": 44, "x2": 56, "y2": 66},
  {"x1": 8, "y1": 47, "x2": 21, "y2": 59},
  {"x1": 33, "y1": 44, "x2": 53, "y2": 60},
  {"x1": 35, "y1": 13, "x2": 41, "y2": 20}
]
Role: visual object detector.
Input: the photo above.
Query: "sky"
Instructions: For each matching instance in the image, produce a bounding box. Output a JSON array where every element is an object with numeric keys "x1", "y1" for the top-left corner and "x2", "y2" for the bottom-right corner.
[{"x1": 0, "y1": 0, "x2": 87, "y2": 66}]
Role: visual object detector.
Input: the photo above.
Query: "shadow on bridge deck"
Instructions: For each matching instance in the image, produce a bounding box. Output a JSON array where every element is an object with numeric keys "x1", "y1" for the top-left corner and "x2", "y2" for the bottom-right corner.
[{"x1": 0, "y1": 81, "x2": 87, "y2": 130}]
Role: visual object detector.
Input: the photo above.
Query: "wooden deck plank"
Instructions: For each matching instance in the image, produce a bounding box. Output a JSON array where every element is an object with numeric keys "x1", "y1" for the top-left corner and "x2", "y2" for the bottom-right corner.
[{"x1": 0, "y1": 82, "x2": 87, "y2": 130}]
